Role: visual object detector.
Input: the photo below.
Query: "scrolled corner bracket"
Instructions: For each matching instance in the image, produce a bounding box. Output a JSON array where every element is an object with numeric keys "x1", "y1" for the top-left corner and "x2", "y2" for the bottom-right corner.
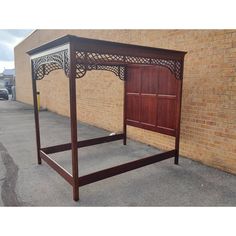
[
  {"x1": 97, "y1": 65, "x2": 125, "y2": 80},
  {"x1": 81, "y1": 64, "x2": 125, "y2": 80},
  {"x1": 151, "y1": 58, "x2": 182, "y2": 80},
  {"x1": 174, "y1": 60, "x2": 182, "y2": 80},
  {"x1": 75, "y1": 64, "x2": 87, "y2": 79},
  {"x1": 32, "y1": 49, "x2": 70, "y2": 80},
  {"x1": 118, "y1": 66, "x2": 125, "y2": 80},
  {"x1": 63, "y1": 50, "x2": 70, "y2": 78}
]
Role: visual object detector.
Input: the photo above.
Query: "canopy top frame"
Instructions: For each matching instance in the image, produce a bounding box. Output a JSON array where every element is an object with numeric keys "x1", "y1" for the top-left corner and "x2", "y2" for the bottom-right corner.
[{"x1": 27, "y1": 35, "x2": 186, "y2": 81}]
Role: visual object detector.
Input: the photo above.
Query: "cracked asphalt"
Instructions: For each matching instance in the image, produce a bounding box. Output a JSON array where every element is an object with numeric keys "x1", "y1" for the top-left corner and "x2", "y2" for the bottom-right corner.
[{"x1": 0, "y1": 99, "x2": 235, "y2": 206}]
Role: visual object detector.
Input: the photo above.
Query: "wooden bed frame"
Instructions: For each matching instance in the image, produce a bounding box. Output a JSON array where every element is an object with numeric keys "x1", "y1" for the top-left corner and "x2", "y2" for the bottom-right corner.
[{"x1": 27, "y1": 35, "x2": 186, "y2": 201}]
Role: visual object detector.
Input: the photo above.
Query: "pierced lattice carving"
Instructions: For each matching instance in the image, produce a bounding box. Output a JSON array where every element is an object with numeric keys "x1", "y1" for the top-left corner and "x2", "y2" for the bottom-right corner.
[
  {"x1": 76, "y1": 51, "x2": 124, "y2": 63},
  {"x1": 32, "y1": 48, "x2": 182, "y2": 80},
  {"x1": 75, "y1": 51, "x2": 126, "y2": 79},
  {"x1": 174, "y1": 61, "x2": 182, "y2": 81},
  {"x1": 76, "y1": 64, "x2": 86, "y2": 78},
  {"x1": 32, "y1": 50, "x2": 69, "y2": 80},
  {"x1": 75, "y1": 51, "x2": 182, "y2": 80},
  {"x1": 125, "y1": 56, "x2": 150, "y2": 64},
  {"x1": 64, "y1": 50, "x2": 70, "y2": 76}
]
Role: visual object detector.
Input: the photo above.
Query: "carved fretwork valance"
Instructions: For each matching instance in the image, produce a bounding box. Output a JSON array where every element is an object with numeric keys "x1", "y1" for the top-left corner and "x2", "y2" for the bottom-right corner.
[
  {"x1": 32, "y1": 50, "x2": 182, "y2": 81},
  {"x1": 32, "y1": 50, "x2": 70, "y2": 80},
  {"x1": 75, "y1": 51, "x2": 182, "y2": 80}
]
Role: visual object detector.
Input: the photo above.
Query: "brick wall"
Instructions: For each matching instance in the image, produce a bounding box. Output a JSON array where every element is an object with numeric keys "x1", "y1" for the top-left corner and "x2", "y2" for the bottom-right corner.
[{"x1": 14, "y1": 30, "x2": 236, "y2": 174}]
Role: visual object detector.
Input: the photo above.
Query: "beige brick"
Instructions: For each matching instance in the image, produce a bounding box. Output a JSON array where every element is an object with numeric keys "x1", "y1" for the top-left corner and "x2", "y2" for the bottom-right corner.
[{"x1": 14, "y1": 30, "x2": 236, "y2": 174}]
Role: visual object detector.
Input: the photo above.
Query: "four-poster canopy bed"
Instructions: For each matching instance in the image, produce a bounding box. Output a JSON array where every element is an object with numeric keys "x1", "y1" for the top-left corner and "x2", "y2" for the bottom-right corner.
[{"x1": 27, "y1": 35, "x2": 186, "y2": 201}]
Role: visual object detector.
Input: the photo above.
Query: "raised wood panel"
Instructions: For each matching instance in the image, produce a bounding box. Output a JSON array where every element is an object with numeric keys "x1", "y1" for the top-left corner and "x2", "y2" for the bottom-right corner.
[
  {"x1": 126, "y1": 67, "x2": 141, "y2": 93},
  {"x1": 125, "y1": 65, "x2": 180, "y2": 137},
  {"x1": 157, "y1": 97, "x2": 176, "y2": 131},
  {"x1": 158, "y1": 66, "x2": 177, "y2": 95},
  {"x1": 141, "y1": 67, "x2": 158, "y2": 94},
  {"x1": 126, "y1": 94, "x2": 140, "y2": 122},
  {"x1": 140, "y1": 94, "x2": 156, "y2": 126}
]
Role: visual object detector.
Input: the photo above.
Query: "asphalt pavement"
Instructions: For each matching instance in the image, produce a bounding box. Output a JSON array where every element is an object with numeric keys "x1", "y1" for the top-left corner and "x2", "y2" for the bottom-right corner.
[{"x1": 0, "y1": 99, "x2": 235, "y2": 206}]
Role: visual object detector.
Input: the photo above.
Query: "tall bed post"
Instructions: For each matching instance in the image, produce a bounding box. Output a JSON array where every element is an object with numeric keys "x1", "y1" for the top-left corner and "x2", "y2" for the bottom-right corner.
[
  {"x1": 123, "y1": 66, "x2": 127, "y2": 145},
  {"x1": 69, "y1": 43, "x2": 79, "y2": 201},
  {"x1": 174, "y1": 60, "x2": 184, "y2": 165},
  {"x1": 31, "y1": 61, "x2": 41, "y2": 165}
]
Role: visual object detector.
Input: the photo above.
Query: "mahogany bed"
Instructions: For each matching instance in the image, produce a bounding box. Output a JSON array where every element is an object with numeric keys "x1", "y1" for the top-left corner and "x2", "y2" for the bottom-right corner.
[{"x1": 27, "y1": 35, "x2": 186, "y2": 201}]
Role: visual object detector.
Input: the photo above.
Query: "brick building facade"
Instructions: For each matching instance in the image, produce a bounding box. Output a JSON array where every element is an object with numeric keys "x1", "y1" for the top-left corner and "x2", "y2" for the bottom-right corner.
[{"x1": 14, "y1": 30, "x2": 236, "y2": 174}]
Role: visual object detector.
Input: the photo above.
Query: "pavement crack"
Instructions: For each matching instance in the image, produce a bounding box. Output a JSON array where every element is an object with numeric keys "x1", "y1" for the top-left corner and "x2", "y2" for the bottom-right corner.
[{"x1": 0, "y1": 142, "x2": 24, "y2": 206}]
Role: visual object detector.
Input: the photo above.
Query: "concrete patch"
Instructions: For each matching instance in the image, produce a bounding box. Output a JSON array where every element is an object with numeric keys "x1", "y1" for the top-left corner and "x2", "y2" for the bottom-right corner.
[{"x1": 0, "y1": 143, "x2": 24, "y2": 206}]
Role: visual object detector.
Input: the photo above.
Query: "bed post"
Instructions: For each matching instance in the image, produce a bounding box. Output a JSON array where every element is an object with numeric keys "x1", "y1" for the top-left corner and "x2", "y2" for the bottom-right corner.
[
  {"x1": 31, "y1": 60, "x2": 41, "y2": 165},
  {"x1": 175, "y1": 60, "x2": 184, "y2": 165},
  {"x1": 174, "y1": 132, "x2": 180, "y2": 165},
  {"x1": 69, "y1": 42, "x2": 79, "y2": 201},
  {"x1": 123, "y1": 66, "x2": 127, "y2": 145}
]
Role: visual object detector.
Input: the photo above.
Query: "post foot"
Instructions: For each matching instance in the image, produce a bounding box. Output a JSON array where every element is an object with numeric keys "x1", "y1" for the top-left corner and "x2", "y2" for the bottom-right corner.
[
  {"x1": 174, "y1": 156, "x2": 179, "y2": 165},
  {"x1": 123, "y1": 136, "x2": 127, "y2": 145},
  {"x1": 73, "y1": 186, "x2": 79, "y2": 201}
]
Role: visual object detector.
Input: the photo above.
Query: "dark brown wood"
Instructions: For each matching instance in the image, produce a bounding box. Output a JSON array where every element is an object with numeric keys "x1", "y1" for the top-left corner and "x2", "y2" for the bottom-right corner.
[
  {"x1": 175, "y1": 60, "x2": 184, "y2": 164},
  {"x1": 123, "y1": 67, "x2": 127, "y2": 145},
  {"x1": 69, "y1": 42, "x2": 79, "y2": 201},
  {"x1": 73, "y1": 134, "x2": 125, "y2": 149},
  {"x1": 40, "y1": 150, "x2": 73, "y2": 185},
  {"x1": 27, "y1": 35, "x2": 186, "y2": 80},
  {"x1": 126, "y1": 94, "x2": 140, "y2": 123},
  {"x1": 79, "y1": 150, "x2": 175, "y2": 187},
  {"x1": 140, "y1": 94, "x2": 157, "y2": 127},
  {"x1": 27, "y1": 35, "x2": 186, "y2": 61},
  {"x1": 126, "y1": 66, "x2": 141, "y2": 93},
  {"x1": 125, "y1": 65, "x2": 178, "y2": 137},
  {"x1": 157, "y1": 97, "x2": 176, "y2": 131},
  {"x1": 28, "y1": 34, "x2": 186, "y2": 201},
  {"x1": 31, "y1": 62, "x2": 41, "y2": 164},
  {"x1": 42, "y1": 143, "x2": 71, "y2": 154},
  {"x1": 126, "y1": 120, "x2": 176, "y2": 137},
  {"x1": 156, "y1": 66, "x2": 178, "y2": 136},
  {"x1": 41, "y1": 134, "x2": 124, "y2": 154},
  {"x1": 139, "y1": 66, "x2": 157, "y2": 129}
]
